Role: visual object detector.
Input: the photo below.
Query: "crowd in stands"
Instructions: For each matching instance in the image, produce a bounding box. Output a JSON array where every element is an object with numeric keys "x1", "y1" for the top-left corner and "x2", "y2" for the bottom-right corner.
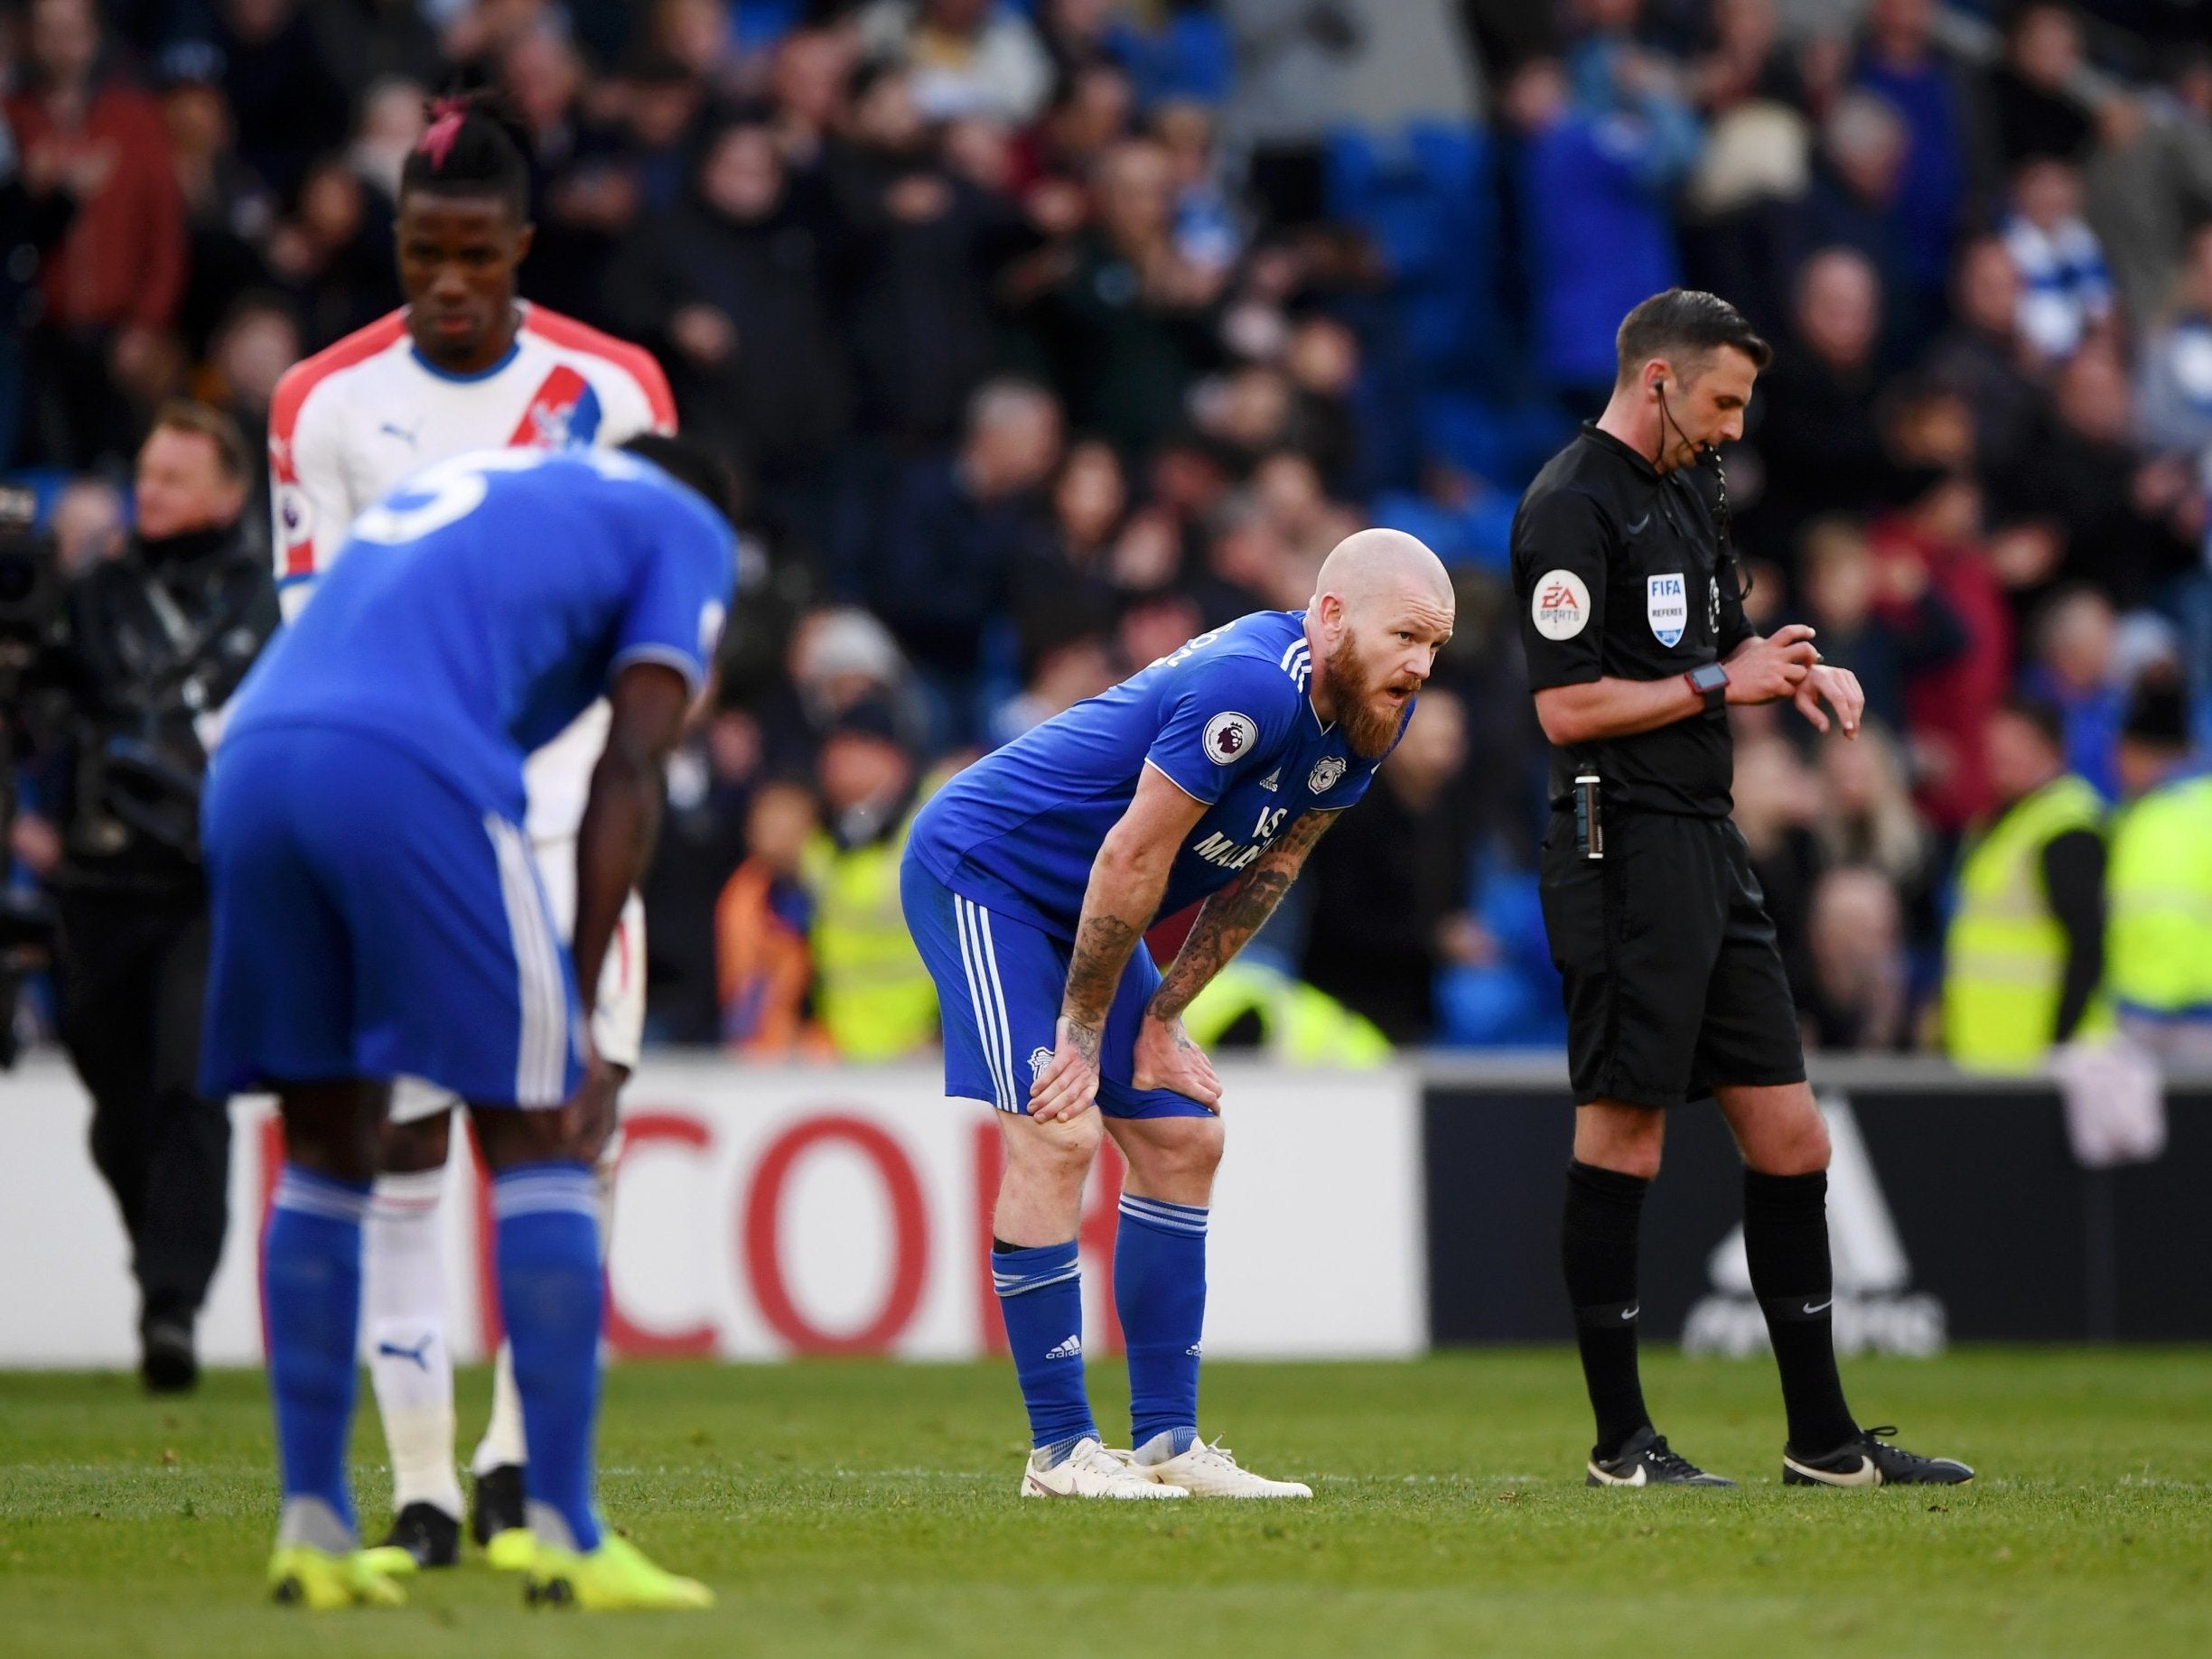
[{"x1": 5, "y1": 0, "x2": 2210, "y2": 1062}]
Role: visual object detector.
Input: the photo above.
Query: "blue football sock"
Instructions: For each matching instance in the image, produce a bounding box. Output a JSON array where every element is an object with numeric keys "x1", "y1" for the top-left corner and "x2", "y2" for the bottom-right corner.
[
  {"x1": 1115, "y1": 1194, "x2": 1209, "y2": 1456},
  {"x1": 264, "y1": 1165, "x2": 371, "y2": 1542},
  {"x1": 493, "y1": 1162, "x2": 603, "y2": 1552},
  {"x1": 991, "y1": 1239, "x2": 1096, "y2": 1458}
]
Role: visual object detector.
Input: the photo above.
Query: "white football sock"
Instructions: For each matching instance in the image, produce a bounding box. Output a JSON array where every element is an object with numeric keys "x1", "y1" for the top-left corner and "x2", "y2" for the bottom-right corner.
[
  {"x1": 470, "y1": 1145, "x2": 621, "y2": 1478},
  {"x1": 365, "y1": 1167, "x2": 462, "y2": 1518}
]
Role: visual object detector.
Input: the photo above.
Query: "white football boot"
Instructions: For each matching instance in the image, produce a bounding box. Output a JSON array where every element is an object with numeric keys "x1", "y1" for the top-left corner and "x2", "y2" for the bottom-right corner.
[
  {"x1": 1019, "y1": 1437, "x2": 1190, "y2": 1499},
  {"x1": 1124, "y1": 1437, "x2": 1313, "y2": 1498}
]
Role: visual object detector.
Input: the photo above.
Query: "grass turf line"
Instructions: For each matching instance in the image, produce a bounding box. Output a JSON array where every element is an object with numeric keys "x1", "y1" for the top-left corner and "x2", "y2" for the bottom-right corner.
[{"x1": 1, "y1": 1348, "x2": 2207, "y2": 1658}]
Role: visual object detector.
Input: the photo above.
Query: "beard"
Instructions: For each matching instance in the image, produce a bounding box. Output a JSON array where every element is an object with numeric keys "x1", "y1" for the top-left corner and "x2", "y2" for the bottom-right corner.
[{"x1": 1321, "y1": 631, "x2": 1413, "y2": 759}]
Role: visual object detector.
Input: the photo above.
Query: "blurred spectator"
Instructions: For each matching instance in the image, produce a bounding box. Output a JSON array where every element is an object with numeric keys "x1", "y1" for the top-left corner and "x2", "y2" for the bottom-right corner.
[
  {"x1": 620, "y1": 50, "x2": 710, "y2": 215},
  {"x1": 1874, "y1": 470, "x2": 2011, "y2": 834},
  {"x1": 1300, "y1": 687, "x2": 1479, "y2": 1042},
  {"x1": 825, "y1": 64, "x2": 1031, "y2": 450},
  {"x1": 610, "y1": 112, "x2": 851, "y2": 541},
  {"x1": 1502, "y1": 55, "x2": 1687, "y2": 410},
  {"x1": 1850, "y1": 0, "x2": 1988, "y2": 307},
  {"x1": 2021, "y1": 586, "x2": 2125, "y2": 802},
  {"x1": 501, "y1": 25, "x2": 632, "y2": 327},
  {"x1": 201, "y1": 291, "x2": 297, "y2": 501},
  {"x1": 1804, "y1": 866, "x2": 1909, "y2": 1050},
  {"x1": 1689, "y1": 0, "x2": 1810, "y2": 116},
  {"x1": 208, "y1": 0, "x2": 352, "y2": 201},
  {"x1": 1153, "y1": 98, "x2": 1240, "y2": 281},
  {"x1": 1027, "y1": 138, "x2": 1226, "y2": 456},
  {"x1": 265, "y1": 152, "x2": 400, "y2": 350},
  {"x1": 988, "y1": 632, "x2": 1118, "y2": 746},
  {"x1": 50, "y1": 475, "x2": 127, "y2": 575},
  {"x1": 1008, "y1": 437, "x2": 1133, "y2": 661},
  {"x1": 1745, "y1": 247, "x2": 1893, "y2": 567},
  {"x1": 2082, "y1": 89, "x2": 2212, "y2": 333},
  {"x1": 350, "y1": 77, "x2": 429, "y2": 207},
  {"x1": 7, "y1": 0, "x2": 188, "y2": 469},
  {"x1": 843, "y1": 377, "x2": 1062, "y2": 726},
  {"x1": 713, "y1": 779, "x2": 822, "y2": 1053},
  {"x1": 1797, "y1": 516, "x2": 1963, "y2": 733},
  {"x1": 2133, "y1": 220, "x2": 2212, "y2": 458},
  {"x1": 1942, "y1": 694, "x2": 2108, "y2": 1074},
  {"x1": 1919, "y1": 234, "x2": 2047, "y2": 488},
  {"x1": 1989, "y1": 1, "x2": 2094, "y2": 166},
  {"x1": 156, "y1": 44, "x2": 275, "y2": 363},
  {"x1": 1813, "y1": 720, "x2": 1936, "y2": 926},
  {"x1": 800, "y1": 700, "x2": 939, "y2": 1059},
  {"x1": 1220, "y1": 0, "x2": 1361, "y2": 228},
  {"x1": 1730, "y1": 733, "x2": 1825, "y2": 1012},
  {"x1": 2008, "y1": 340, "x2": 2198, "y2": 616},
  {"x1": 858, "y1": 0, "x2": 1053, "y2": 126},
  {"x1": 2002, "y1": 156, "x2": 2114, "y2": 364},
  {"x1": 2105, "y1": 675, "x2": 2212, "y2": 1063},
  {"x1": 770, "y1": 26, "x2": 862, "y2": 168},
  {"x1": 0, "y1": 93, "x2": 79, "y2": 463},
  {"x1": 642, "y1": 705, "x2": 762, "y2": 1044},
  {"x1": 1781, "y1": 90, "x2": 1920, "y2": 357}
]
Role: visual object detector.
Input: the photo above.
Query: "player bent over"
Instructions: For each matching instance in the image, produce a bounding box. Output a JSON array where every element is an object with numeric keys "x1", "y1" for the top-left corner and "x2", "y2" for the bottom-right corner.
[
  {"x1": 267, "y1": 93, "x2": 677, "y2": 1570},
  {"x1": 199, "y1": 441, "x2": 731, "y2": 1608},
  {"x1": 901, "y1": 529, "x2": 1454, "y2": 1497}
]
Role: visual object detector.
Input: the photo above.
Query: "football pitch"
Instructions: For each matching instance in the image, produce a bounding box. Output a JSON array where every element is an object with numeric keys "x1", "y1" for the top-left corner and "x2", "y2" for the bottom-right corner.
[{"x1": 2, "y1": 1348, "x2": 2207, "y2": 1658}]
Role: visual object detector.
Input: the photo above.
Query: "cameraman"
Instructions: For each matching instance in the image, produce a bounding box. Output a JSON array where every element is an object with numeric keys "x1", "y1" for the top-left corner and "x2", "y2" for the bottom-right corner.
[{"x1": 43, "y1": 401, "x2": 276, "y2": 1391}]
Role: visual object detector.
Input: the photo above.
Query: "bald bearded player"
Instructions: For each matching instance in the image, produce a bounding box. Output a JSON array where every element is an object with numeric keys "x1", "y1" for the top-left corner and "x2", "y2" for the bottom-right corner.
[{"x1": 901, "y1": 530, "x2": 1455, "y2": 1499}]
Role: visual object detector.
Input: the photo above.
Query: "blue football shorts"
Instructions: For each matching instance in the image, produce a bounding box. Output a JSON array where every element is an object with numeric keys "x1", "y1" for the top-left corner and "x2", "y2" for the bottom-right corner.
[
  {"x1": 899, "y1": 853, "x2": 1212, "y2": 1120},
  {"x1": 199, "y1": 726, "x2": 583, "y2": 1108}
]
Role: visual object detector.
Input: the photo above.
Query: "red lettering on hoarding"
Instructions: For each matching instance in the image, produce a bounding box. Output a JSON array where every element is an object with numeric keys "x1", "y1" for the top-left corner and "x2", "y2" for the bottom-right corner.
[
  {"x1": 743, "y1": 1114, "x2": 929, "y2": 1354},
  {"x1": 602, "y1": 1113, "x2": 718, "y2": 1357},
  {"x1": 970, "y1": 1123, "x2": 1125, "y2": 1356}
]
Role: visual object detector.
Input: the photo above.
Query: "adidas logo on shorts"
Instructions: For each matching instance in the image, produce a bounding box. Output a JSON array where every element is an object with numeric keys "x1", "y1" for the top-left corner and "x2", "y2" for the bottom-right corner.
[{"x1": 1043, "y1": 1335, "x2": 1083, "y2": 1361}]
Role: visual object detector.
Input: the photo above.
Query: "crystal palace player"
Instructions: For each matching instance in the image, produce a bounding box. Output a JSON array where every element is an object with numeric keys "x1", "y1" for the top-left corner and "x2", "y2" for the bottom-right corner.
[
  {"x1": 201, "y1": 441, "x2": 730, "y2": 1609},
  {"x1": 902, "y1": 529, "x2": 1452, "y2": 1497},
  {"x1": 266, "y1": 95, "x2": 674, "y2": 1570},
  {"x1": 1512, "y1": 289, "x2": 1972, "y2": 1488}
]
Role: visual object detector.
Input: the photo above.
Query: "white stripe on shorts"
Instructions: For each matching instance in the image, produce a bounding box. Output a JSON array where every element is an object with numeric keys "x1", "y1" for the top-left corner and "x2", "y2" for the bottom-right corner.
[
  {"x1": 972, "y1": 899, "x2": 1021, "y2": 1109},
  {"x1": 955, "y1": 896, "x2": 1017, "y2": 1112},
  {"x1": 486, "y1": 814, "x2": 567, "y2": 1106}
]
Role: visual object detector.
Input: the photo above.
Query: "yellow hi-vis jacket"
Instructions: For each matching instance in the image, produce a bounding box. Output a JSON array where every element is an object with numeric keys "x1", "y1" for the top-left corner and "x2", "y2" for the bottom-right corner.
[
  {"x1": 2105, "y1": 772, "x2": 2212, "y2": 1025},
  {"x1": 1943, "y1": 773, "x2": 2112, "y2": 1073}
]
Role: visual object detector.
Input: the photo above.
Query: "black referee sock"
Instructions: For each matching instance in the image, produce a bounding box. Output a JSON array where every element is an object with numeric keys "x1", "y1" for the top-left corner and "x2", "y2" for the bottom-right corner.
[
  {"x1": 1562, "y1": 1160, "x2": 1652, "y2": 1460},
  {"x1": 1742, "y1": 1169, "x2": 1859, "y2": 1453}
]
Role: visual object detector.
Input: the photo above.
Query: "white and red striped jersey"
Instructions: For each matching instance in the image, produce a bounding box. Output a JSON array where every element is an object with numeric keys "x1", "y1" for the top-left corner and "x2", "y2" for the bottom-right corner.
[
  {"x1": 267, "y1": 302, "x2": 677, "y2": 843},
  {"x1": 270, "y1": 302, "x2": 675, "y2": 613}
]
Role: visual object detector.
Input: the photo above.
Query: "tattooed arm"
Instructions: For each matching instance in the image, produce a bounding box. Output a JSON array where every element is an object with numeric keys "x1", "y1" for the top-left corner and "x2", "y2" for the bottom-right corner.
[
  {"x1": 1026, "y1": 764, "x2": 1210, "y2": 1123},
  {"x1": 1146, "y1": 808, "x2": 1337, "y2": 1024},
  {"x1": 1124, "y1": 809, "x2": 1338, "y2": 1111}
]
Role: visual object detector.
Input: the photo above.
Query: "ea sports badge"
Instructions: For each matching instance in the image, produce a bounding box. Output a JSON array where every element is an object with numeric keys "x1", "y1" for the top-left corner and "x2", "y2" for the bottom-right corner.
[
  {"x1": 1531, "y1": 569, "x2": 1590, "y2": 639},
  {"x1": 1308, "y1": 755, "x2": 1348, "y2": 794},
  {"x1": 1647, "y1": 573, "x2": 1687, "y2": 648},
  {"x1": 1203, "y1": 711, "x2": 1258, "y2": 764}
]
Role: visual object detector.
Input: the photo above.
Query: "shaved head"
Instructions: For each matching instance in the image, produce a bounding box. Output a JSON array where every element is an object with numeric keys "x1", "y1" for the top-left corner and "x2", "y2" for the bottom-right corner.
[
  {"x1": 1306, "y1": 527, "x2": 1455, "y2": 758},
  {"x1": 1311, "y1": 527, "x2": 1454, "y2": 616}
]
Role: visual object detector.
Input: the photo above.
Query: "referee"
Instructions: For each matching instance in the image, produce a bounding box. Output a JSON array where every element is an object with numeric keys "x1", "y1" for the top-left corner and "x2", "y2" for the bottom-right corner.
[{"x1": 1511, "y1": 290, "x2": 1973, "y2": 1488}]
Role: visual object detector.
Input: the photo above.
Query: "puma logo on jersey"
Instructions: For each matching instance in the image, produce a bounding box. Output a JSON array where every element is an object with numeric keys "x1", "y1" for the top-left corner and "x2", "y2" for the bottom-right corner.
[{"x1": 378, "y1": 421, "x2": 420, "y2": 448}]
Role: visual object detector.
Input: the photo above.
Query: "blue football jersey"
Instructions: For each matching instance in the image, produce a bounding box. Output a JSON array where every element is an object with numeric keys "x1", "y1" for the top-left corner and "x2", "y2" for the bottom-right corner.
[
  {"x1": 225, "y1": 447, "x2": 733, "y2": 816},
  {"x1": 910, "y1": 610, "x2": 1396, "y2": 938}
]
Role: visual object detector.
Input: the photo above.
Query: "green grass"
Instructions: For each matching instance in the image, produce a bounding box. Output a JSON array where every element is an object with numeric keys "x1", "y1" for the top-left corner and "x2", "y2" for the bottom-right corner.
[{"x1": 2, "y1": 1349, "x2": 2207, "y2": 1657}]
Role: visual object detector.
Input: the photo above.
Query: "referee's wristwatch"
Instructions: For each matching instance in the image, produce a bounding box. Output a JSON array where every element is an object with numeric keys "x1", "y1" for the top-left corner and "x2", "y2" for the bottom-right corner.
[{"x1": 1684, "y1": 661, "x2": 1730, "y2": 713}]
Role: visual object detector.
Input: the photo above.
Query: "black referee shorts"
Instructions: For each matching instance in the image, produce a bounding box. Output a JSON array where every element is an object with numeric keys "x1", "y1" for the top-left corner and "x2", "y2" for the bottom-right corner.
[{"x1": 1538, "y1": 809, "x2": 1806, "y2": 1110}]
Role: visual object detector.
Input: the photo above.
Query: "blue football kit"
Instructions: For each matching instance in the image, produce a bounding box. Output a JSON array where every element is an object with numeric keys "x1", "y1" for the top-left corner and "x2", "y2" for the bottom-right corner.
[
  {"x1": 200, "y1": 446, "x2": 734, "y2": 1107},
  {"x1": 903, "y1": 609, "x2": 1386, "y2": 1118}
]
